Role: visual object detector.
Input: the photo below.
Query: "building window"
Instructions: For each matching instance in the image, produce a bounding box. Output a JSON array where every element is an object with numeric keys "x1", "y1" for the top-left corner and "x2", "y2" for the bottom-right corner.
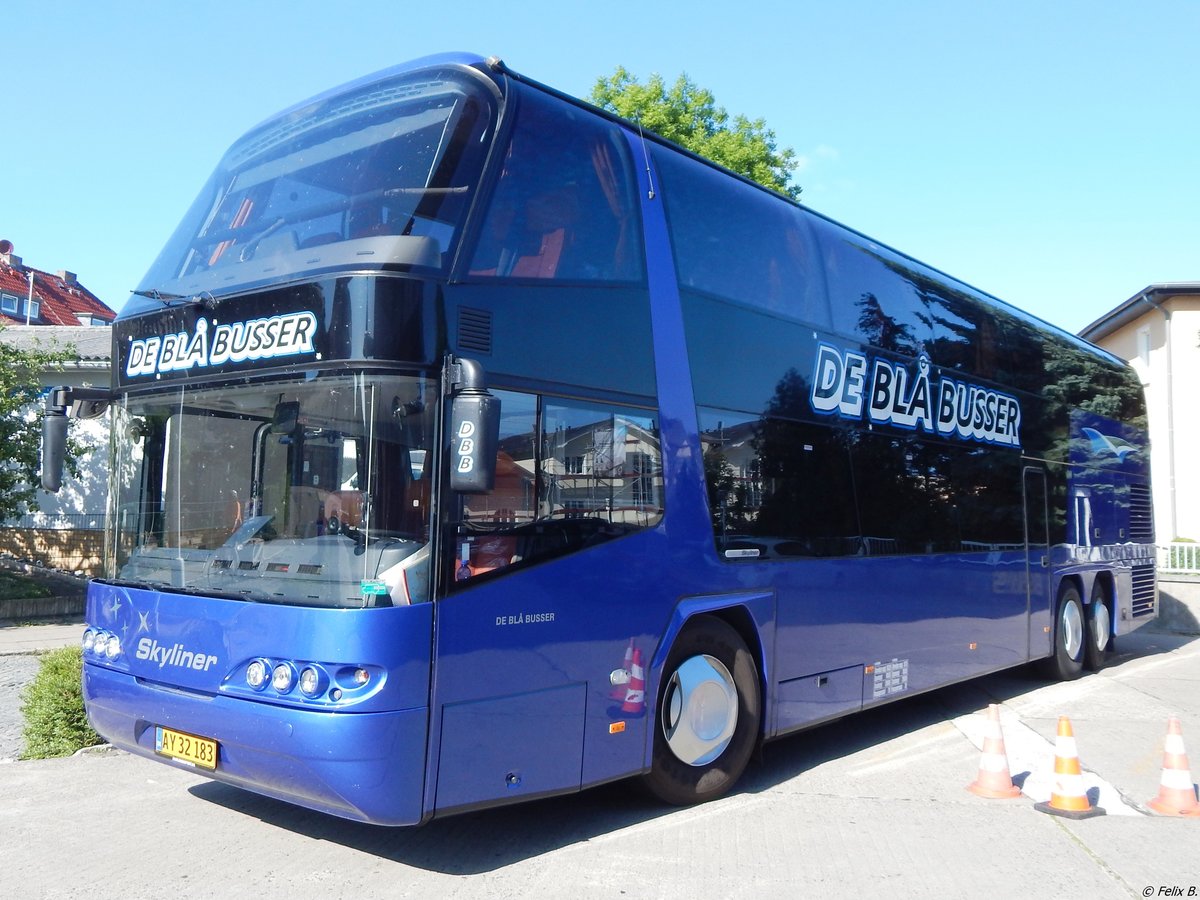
[
  {"x1": 2, "y1": 294, "x2": 40, "y2": 319},
  {"x1": 1138, "y1": 327, "x2": 1151, "y2": 365}
]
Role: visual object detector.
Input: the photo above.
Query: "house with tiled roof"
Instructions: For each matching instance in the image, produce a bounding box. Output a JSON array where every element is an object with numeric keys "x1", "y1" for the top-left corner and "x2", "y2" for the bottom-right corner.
[
  {"x1": 0, "y1": 242, "x2": 115, "y2": 573},
  {"x1": 0, "y1": 240, "x2": 116, "y2": 327}
]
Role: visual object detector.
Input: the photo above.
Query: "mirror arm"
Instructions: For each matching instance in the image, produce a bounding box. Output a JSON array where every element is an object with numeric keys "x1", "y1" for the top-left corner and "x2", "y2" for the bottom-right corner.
[{"x1": 40, "y1": 385, "x2": 113, "y2": 493}]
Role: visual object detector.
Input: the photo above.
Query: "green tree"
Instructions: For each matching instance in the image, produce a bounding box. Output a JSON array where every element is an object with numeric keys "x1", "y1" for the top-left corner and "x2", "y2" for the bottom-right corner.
[
  {"x1": 589, "y1": 67, "x2": 802, "y2": 200},
  {"x1": 0, "y1": 326, "x2": 81, "y2": 520}
]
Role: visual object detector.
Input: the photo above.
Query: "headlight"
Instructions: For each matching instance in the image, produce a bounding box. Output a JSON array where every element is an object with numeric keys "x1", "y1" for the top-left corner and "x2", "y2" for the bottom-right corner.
[
  {"x1": 82, "y1": 629, "x2": 97, "y2": 653},
  {"x1": 271, "y1": 663, "x2": 294, "y2": 693},
  {"x1": 299, "y1": 666, "x2": 321, "y2": 697},
  {"x1": 246, "y1": 659, "x2": 269, "y2": 690},
  {"x1": 104, "y1": 634, "x2": 122, "y2": 659}
]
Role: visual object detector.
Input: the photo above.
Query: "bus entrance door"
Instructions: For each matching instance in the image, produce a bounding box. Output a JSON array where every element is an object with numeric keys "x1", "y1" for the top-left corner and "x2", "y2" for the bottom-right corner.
[{"x1": 1023, "y1": 467, "x2": 1052, "y2": 659}]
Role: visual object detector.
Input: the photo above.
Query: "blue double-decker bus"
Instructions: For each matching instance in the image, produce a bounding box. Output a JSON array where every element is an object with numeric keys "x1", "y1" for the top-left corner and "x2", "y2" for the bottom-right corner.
[{"x1": 43, "y1": 52, "x2": 1155, "y2": 825}]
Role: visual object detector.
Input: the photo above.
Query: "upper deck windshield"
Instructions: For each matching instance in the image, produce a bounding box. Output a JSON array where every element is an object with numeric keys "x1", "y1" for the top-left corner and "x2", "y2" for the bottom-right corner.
[
  {"x1": 110, "y1": 373, "x2": 434, "y2": 608},
  {"x1": 134, "y1": 66, "x2": 496, "y2": 305}
]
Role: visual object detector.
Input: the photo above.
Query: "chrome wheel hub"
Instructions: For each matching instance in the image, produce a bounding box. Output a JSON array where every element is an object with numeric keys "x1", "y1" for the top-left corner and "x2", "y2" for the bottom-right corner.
[
  {"x1": 662, "y1": 654, "x2": 738, "y2": 766},
  {"x1": 1091, "y1": 599, "x2": 1111, "y2": 653},
  {"x1": 1062, "y1": 600, "x2": 1084, "y2": 659}
]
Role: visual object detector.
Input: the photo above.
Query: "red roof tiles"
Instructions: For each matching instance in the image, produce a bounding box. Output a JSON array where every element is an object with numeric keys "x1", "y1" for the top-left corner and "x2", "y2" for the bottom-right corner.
[{"x1": 0, "y1": 253, "x2": 116, "y2": 327}]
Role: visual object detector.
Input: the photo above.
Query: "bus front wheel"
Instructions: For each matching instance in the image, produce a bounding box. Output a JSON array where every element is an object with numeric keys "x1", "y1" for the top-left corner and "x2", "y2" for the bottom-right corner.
[
  {"x1": 643, "y1": 616, "x2": 760, "y2": 806},
  {"x1": 1042, "y1": 583, "x2": 1085, "y2": 681}
]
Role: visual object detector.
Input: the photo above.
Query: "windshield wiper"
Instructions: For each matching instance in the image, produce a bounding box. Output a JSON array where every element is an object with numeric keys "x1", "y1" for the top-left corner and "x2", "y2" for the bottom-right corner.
[
  {"x1": 129, "y1": 289, "x2": 217, "y2": 310},
  {"x1": 131, "y1": 288, "x2": 188, "y2": 302}
]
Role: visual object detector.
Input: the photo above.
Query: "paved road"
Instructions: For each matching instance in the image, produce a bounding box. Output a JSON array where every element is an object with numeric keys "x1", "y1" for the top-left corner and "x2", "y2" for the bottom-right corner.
[
  {"x1": 1, "y1": 626, "x2": 1198, "y2": 899},
  {"x1": 0, "y1": 654, "x2": 39, "y2": 759}
]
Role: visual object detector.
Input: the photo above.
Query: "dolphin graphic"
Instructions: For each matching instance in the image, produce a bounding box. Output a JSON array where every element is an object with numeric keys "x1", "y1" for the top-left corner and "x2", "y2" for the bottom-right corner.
[{"x1": 1081, "y1": 427, "x2": 1137, "y2": 460}]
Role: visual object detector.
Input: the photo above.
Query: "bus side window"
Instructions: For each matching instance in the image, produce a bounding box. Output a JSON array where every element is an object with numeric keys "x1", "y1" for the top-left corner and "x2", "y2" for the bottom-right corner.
[
  {"x1": 453, "y1": 391, "x2": 662, "y2": 587},
  {"x1": 652, "y1": 144, "x2": 826, "y2": 328},
  {"x1": 468, "y1": 90, "x2": 643, "y2": 282}
]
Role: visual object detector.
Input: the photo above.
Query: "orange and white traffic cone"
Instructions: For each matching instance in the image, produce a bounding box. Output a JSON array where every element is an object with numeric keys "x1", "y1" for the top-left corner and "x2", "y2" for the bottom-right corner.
[
  {"x1": 967, "y1": 704, "x2": 1022, "y2": 799},
  {"x1": 1034, "y1": 716, "x2": 1105, "y2": 818},
  {"x1": 609, "y1": 638, "x2": 635, "y2": 700},
  {"x1": 1146, "y1": 716, "x2": 1200, "y2": 817},
  {"x1": 618, "y1": 648, "x2": 646, "y2": 718}
]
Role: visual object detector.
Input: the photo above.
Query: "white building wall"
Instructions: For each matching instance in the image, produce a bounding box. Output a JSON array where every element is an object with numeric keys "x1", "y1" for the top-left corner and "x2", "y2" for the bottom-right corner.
[
  {"x1": 1090, "y1": 294, "x2": 1200, "y2": 544},
  {"x1": 1169, "y1": 306, "x2": 1200, "y2": 541}
]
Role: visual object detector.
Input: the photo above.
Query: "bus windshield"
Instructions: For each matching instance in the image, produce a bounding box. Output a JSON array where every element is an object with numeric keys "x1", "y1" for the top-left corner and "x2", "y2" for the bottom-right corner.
[
  {"x1": 110, "y1": 373, "x2": 435, "y2": 608},
  {"x1": 133, "y1": 67, "x2": 496, "y2": 306}
]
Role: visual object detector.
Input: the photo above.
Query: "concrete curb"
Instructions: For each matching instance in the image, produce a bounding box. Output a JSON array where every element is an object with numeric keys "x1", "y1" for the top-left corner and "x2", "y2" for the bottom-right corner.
[{"x1": 0, "y1": 620, "x2": 84, "y2": 656}]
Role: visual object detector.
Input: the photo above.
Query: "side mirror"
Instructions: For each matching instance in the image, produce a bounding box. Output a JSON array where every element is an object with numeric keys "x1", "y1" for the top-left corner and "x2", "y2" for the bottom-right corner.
[
  {"x1": 41, "y1": 390, "x2": 70, "y2": 493},
  {"x1": 41, "y1": 386, "x2": 112, "y2": 493},
  {"x1": 272, "y1": 400, "x2": 300, "y2": 434},
  {"x1": 448, "y1": 358, "x2": 500, "y2": 494}
]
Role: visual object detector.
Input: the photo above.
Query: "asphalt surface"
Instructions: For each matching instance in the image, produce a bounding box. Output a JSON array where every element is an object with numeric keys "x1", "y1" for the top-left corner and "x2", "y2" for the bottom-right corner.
[
  {"x1": 0, "y1": 654, "x2": 40, "y2": 760},
  {"x1": 2, "y1": 620, "x2": 1198, "y2": 898}
]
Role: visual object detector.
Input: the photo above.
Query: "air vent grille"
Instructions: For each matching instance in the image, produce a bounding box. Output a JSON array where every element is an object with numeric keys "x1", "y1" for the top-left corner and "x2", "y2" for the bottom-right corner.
[
  {"x1": 1129, "y1": 484, "x2": 1154, "y2": 542},
  {"x1": 1131, "y1": 564, "x2": 1156, "y2": 618},
  {"x1": 457, "y1": 306, "x2": 493, "y2": 354}
]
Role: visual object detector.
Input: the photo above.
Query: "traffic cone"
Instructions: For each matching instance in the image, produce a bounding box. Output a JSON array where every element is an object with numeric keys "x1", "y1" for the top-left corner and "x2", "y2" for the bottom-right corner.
[
  {"x1": 618, "y1": 648, "x2": 646, "y2": 718},
  {"x1": 1146, "y1": 717, "x2": 1200, "y2": 817},
  {"x1": 967, "y1": 704, "x2": 1021, "y2": 799},
  {"x1": 1034, "y1": 716, "x2": 1105, "y2": 818},
  {"x1": 609, "y1": 638, "x2": 635, "y2": 700}
]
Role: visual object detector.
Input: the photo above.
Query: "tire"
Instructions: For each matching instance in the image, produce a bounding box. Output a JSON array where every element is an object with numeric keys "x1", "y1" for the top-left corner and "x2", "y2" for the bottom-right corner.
[
  {"x1": 1041, "y1": 583, "x2": 1085, "y2": 681},
  {"x1": 643, "y1": 616, "x2": 761, "y2": 806},
  {"x1": 1084, "y1": 580, "x2": 1113, "y2": 671}
]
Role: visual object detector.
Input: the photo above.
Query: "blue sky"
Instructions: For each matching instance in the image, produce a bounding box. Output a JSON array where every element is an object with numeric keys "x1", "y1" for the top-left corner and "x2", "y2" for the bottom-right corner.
[{"x1": 4, "y1": 0, "x2": 1196, "y2": 334}]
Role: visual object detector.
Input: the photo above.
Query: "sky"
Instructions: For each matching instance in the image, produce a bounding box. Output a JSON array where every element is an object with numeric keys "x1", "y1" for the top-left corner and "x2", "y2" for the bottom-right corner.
[{"x1": 4, "y1": 0, "x2": 1197, "y2": 335}]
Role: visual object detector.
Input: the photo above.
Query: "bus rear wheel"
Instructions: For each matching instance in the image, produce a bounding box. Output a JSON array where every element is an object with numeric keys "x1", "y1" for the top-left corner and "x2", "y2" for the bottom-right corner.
[
  {"x1": 1084, "y1": 581, "x2": 1113, "y2": 671},
  {"x1": 1042, "y1": 583, "x2": 1085, "y2": 681},
  {"x1": 643, "y1": 616, "x2": 760, "y2": 806}
]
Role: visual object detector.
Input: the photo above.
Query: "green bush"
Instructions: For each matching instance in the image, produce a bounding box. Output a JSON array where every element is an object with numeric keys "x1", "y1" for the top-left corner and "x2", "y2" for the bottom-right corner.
[
  {"x1": 19, "y1": 646, "x2": 102, "y2": 759},
  {"x1": 0, "y1": 571, "x2": 52, "y2": 602}
]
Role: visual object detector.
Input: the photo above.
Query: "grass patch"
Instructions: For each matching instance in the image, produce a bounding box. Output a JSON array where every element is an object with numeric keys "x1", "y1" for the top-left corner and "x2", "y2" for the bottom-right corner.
[
  {"x1": 19, "y1": 645, "x2": 102, "y2": 759},
  {"x1": 0, "y1": 571, "x2": 53, "y2": 601}
]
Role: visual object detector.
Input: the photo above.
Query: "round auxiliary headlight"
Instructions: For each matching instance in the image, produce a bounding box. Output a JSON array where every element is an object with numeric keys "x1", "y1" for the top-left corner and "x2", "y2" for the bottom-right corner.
[
  {"x1": 299, "y1": 666, "x2": 320, "y2": 697},
  {"x1": 352, "y1": 668, "x2": 370, "y2": 687},
  {"x1": 246, "y1": 659, "x2": 269, "y2": 690},
  {"x1": 272, "y1": 663, "x2": 294, "y2": 693},
  {"x1": 82, "y1": 629, "x2": 97, "y2": 654},
  {"x1": 104, "y1": 634, "x2": 122, "y2": 659}
]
